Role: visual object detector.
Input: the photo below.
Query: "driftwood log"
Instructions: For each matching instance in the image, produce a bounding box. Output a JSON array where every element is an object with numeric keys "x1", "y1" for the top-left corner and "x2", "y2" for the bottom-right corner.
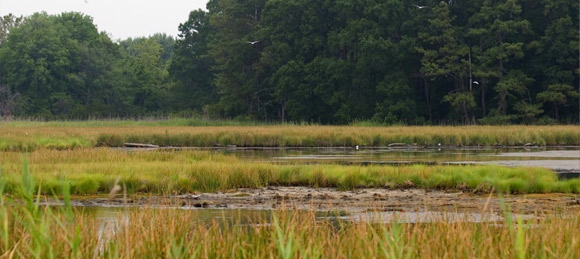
[{"x1": 123, "y1": 143, "x2": 160, "y2": 148}]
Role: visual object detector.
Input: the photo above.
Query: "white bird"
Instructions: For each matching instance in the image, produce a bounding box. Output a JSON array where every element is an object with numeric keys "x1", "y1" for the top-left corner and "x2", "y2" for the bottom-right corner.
[
  {"x1": 108, "y1": 177, "x2": 122, "y2": 200},
  {"x1": 247, "y1": 41, "x2": 260, "y2": 45},
  {"x1": 355, "y1": 145, "x2": 359, "y2": 150},
  {"x1": 413, "y1": 4, "x2": 428, "y2": 9},
  {"x1": 473, "y1": 81, "x2": 479, "y2": 85}
]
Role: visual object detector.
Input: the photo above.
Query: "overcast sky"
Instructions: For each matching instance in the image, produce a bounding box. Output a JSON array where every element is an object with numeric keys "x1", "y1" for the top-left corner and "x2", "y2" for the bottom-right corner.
[{"x1": 0, "y1": 0, "x2": 208, "y2": 40}]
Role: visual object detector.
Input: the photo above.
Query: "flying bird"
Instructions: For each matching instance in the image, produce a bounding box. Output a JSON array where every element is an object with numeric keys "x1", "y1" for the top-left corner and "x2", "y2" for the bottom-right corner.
[
  {"x1": 473, "y1": 81, "x2": 479, "y2": 85},
  {"x1": 247, "y1": 41, "x2": 260, "y2": 45},
  {"x1": 413, "y1": 4, "x2": 429, "y2": 9}
]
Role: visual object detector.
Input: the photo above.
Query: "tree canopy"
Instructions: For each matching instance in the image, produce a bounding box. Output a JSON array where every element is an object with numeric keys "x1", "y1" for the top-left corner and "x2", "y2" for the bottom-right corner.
[{"x1": 0, "y1": 0, "x2": 578, "y2": 124}]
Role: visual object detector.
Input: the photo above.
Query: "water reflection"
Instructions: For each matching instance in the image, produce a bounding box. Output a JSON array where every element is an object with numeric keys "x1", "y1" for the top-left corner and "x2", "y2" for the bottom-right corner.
[
  {"x1": 216, "y1": 146, "x2": 580, "y2": 163},
  {"x1": 217, "y1": 146, "x2": 580, "y2": 176},
  {"x1": 91, "y1": 206, "x2": 510, "y2": 244}
]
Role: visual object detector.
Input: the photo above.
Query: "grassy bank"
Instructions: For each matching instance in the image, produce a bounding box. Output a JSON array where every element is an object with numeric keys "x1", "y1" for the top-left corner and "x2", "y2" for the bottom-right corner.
[
  {"x1": 0, "y1": 149, "x2": 578, "y2": 195},
  {"x1": 1, "y1": 187, "x2": 579, "y2": 258},
  {"x1": 0, "y1": 122, "x2": 578, "y2": 151}
]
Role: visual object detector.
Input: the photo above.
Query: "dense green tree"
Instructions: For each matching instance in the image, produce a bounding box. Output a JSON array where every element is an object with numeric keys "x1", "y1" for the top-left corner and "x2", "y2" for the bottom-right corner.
[
  {"x1": 0, "y1": 14, "x2": 24, "y2": 117},
  {"x1": 0, "y1": 12, "x2": 118, "y2": 118},
  {"x1": 494, "y1": 70, "x2": 534, "y2": 115},
  {"x1": 113, "y1": 37, "x2": 170, "y2": 113},
  {"x1": 373, "y1": 71, "x2": 417, "y2": 124},
  {"x1": 537, "y1": 84, "x2": 579, "y2": 120},
  {"x1": 417, "y1": 2, "x2": 472, "y2": 123},
  {"x1": 258, "y1": 0, "x2": 332, "y2": 122},
  {"x1": 169, "y1": 10, "x2": 216, "y2": 113},
  {"x1": 0, "y1": 14, "x2": 24, "y2": 45},
  {"x1": 525, "y1": 0, "x2": 579, "y2": 121},
  {"x1": 469, "y1": 0, "x2": 532, "y2": 121},
  {"x1": 206, "y1": 0, "x2": 270, "y2": 120}
]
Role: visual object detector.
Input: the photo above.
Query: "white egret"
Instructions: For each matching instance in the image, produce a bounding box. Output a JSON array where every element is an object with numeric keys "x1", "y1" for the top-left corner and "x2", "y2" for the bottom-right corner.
[{"x1": 413, "y1": 4, "x2": 428, "y2": 9}]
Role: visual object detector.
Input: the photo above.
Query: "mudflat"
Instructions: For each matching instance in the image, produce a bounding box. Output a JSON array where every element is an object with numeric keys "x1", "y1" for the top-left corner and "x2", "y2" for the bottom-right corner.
[{"x1": 67, "y1": 187, "x2": 580, "y2": 216}]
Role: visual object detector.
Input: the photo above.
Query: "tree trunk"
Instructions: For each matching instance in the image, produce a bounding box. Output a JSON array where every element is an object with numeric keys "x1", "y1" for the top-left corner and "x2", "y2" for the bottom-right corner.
[
  {"x1": 553, "y1": 102, "x2": 559, "y2": 121},
  {"x1": 500, "y1": 90, "x2": 507, "y2": 114},
  {"x1": 459, "y1": 77, "x2": 469, "y2": 124},
  {"x1": 461, "y1": 103, "x2": 469, "y2": 124},
  {"x1": 423, "y1": 76, "x2": 432, "y2": 123},
  {"x1": 279, "y1": 100, "x2": 286, "y2": 123},
  {"x1": 468, "y1": 48, "x2": 473, "y2": 92},
  {"x1": 481, "y1": 78, "x2": 487, "y2": 116}
]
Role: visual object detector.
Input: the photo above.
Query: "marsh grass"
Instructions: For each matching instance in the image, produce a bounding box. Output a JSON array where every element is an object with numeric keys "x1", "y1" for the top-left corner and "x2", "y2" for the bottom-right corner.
[
  {"x1": 0, "y1": 124, "x2": 578, "y2": 151},
  {"x1": 0, "y1": 149, "x2": 578, "y2": 195},
  {"x1": 94, "y1": 125, "x2": 580, "y2": 148},
  {"x1": 0, "y1": 162, "x2": 578, "y2": 258},
  {"x1": 0, "y1": 187, "x2": 579, "y2": 258}
]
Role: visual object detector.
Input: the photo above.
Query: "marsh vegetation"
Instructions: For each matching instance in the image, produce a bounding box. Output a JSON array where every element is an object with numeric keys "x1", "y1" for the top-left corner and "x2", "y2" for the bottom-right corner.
[
  {"x1": 0, "y1": 149, "x2": 578, "y2": 195},
  {"x1": 1, "y1": 175, "x2": 579, "y2": 258},
  {"x1": 0, "y1": 122, "x2": 579, "y2": 258},
  {"x1": 1, "y1": 122, "x2": 578, "y2": 151}
]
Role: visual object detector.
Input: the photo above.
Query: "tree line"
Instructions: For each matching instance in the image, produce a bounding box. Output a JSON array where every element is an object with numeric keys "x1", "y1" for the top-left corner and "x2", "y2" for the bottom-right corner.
[{"x1": 0, "y1": 0, "x2": 578, "y2": 124}]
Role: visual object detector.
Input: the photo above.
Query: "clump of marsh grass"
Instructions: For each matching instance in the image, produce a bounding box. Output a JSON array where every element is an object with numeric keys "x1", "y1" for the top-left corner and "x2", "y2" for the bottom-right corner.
[
  {"x1": 0, "y1": 149, "x2": 578, "y2": 195},
  {"x1": 0, "y1": 160, "x2": 84, "y2": 258}
]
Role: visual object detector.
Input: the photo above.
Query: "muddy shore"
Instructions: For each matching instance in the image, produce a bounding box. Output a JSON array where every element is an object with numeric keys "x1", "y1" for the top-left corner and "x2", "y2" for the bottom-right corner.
[{"x1": 61, "y1": 187, "x2": 580, "y2": 216}]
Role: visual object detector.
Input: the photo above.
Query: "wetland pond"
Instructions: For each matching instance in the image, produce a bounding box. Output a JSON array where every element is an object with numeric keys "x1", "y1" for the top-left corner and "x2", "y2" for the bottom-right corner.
[
  {"x1": 219, "y1": 146, "x2": 580, "y2": 176},
  {"x1": 47, "y1": 146, "x2": 580, "y2": 226},
  {"x1": 120, "y1": 145, "x2": 580, "y2": 175}
]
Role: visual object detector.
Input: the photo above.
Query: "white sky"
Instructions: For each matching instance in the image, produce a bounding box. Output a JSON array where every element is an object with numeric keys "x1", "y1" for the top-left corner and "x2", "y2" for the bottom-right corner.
[{"x1": 0, "y1": 0, "x2": 208, "y2": 40}]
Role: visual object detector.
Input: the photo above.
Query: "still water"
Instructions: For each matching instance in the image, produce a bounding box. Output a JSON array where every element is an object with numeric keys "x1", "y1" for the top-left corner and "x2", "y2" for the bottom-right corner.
[
  {"x1": 208, "y1": 146, "x2": 580, "y2": 174},
  {"x1": 88, "y1": 146, "x2": 580, "y2": 228}
]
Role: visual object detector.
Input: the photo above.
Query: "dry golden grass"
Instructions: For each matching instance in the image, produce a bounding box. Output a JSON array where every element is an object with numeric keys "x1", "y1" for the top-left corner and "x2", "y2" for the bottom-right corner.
[
  {"x1": 1, "y1": 124, "x2": 578, "y2": 150},
  {"x1": 1, "y1": 205, "x2": 579, "y2": 258}
]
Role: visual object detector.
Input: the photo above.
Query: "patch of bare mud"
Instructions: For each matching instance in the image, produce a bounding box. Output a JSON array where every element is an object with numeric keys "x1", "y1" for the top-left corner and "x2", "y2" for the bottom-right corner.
[{"x1": 69, "y1": 187, "x2": 580, "y2": 216}]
